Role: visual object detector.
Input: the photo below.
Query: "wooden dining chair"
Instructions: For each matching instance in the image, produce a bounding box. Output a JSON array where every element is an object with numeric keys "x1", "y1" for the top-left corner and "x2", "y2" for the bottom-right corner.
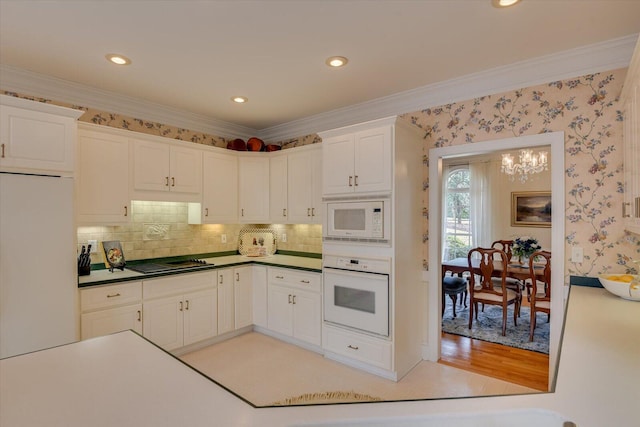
[
  {"x1": 468, "y1": 247, "x2": 520, "y2": 336},
  {"x1": 528, "y1": 250, "x2": 551, "y2": 342},
  {"x1": 491, "y1": 240, "x2": 524, "y2": 316}
]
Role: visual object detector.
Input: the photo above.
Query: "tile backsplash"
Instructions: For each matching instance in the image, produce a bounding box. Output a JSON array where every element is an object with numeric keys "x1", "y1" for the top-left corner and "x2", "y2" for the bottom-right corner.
[{"x1": 77, "y1": 200, "x2": 322, "y2": 263}]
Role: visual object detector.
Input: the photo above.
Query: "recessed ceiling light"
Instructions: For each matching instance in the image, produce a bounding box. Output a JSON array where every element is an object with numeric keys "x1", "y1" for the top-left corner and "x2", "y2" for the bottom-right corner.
[
  {"x1": 231, "y1": 96, "x2": 248, "y2": 104},
  {"x1": 105, "y1": 53, "x2": 132, "y2": 65},
  {"x1": 492, "y1": 0, "x2": 521, "y2": 7},
  {"x1": 326, "y1": 56, "x2": 348, "y2": 68}
]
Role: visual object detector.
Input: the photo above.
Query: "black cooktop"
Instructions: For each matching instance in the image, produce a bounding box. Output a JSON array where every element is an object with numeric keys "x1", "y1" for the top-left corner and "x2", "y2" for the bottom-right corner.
[{"x1": 126, "y1": 259, "x2": 211, "y2": 274}]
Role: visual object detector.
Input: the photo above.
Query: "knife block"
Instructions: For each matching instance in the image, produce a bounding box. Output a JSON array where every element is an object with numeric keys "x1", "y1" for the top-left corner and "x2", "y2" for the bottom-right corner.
[{"x1": 78, "y1": 253, "x2": 91, "y2": 276}]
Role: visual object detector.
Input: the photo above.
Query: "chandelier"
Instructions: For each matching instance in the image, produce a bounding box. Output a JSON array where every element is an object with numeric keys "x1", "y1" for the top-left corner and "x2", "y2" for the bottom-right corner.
[{"x1": 501, "y1": 149, "x2": 548, "y2": 183}]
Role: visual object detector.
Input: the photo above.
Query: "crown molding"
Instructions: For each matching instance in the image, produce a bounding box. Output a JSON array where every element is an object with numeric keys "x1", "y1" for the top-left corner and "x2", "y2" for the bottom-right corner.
[
  {"x1": 1, "y1": 34, "x2": 637, "y2": 142},
  {"x1": 260, "y1": 33, "x2": 638, "y2": 141},
  {"x1": 0, "y1": 64, "x2": 256, "y2": 140}
]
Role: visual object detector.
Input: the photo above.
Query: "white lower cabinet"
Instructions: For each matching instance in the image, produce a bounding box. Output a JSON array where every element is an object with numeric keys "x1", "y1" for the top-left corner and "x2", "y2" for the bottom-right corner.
[
  {"x1": 142, "y1": 272, "x2": 217, "y2": 351},
  {"x1": 80, "y1": 281, "x2": 143, "y2": 340},
  {"x1": 322, "y1": 324, "x2": 392, "y2": 371},
  {"x1": 216, "y1": 269, "x2": 235, "y2": 335},
  {"x1": 267, "y1": 267, "x2": 321, "y2": 346},
  {"x1": 234, "y1": 266, "x2": 253, "y2": 330}
]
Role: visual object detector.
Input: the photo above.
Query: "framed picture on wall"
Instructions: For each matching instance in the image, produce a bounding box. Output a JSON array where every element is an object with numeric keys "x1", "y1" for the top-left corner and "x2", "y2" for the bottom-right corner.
[{"x1": 511, "y1": 191, "x2": 552, "y2": 227}]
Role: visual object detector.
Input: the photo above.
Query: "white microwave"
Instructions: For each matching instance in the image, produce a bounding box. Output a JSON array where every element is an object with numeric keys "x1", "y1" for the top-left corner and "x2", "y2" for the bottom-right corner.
[{"x1": 324, "y1": 199, "x2": 390, "y2": 242}]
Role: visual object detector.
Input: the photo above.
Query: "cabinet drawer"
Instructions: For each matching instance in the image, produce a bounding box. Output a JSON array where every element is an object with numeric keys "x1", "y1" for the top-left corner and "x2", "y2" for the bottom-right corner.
[
  {"x1": 143, "y1": 271, "x2": 215, "y2": 300},
  {"x1": 268, "y1": 267, "x2": 321, "y2": 293},
  {"x1": 80, "y1": 281, "x2": 142, "y2": 312},
  {"x1": 323, "y1": 325, "x2": 392, "y2": 370}
]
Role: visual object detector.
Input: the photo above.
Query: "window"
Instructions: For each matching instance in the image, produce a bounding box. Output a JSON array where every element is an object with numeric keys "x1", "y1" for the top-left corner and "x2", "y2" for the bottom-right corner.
[{"x1": 443, "y1": 166, "x2": 472, "y2": 261}]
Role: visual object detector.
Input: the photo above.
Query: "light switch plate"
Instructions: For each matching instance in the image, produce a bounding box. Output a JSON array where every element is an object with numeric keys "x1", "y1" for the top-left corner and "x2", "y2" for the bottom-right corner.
[
  {"x1": 571, "y1": 246, "x2": 583, "y2": 263},
  {"x1": 221, "y1": 234, "x2": 227, "y2": 243}
]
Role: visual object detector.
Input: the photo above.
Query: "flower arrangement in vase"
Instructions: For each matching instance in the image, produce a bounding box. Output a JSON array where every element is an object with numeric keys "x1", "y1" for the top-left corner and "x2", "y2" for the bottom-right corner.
[{"x1": 512, "y1": 236, "x2": 540, "y2": 265}]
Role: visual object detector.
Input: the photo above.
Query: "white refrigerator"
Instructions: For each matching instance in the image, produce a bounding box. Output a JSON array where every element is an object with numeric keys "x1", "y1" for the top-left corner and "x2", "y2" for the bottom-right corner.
[{"x1": 0, "y1": 172, "x2": 78, "y2": 358}]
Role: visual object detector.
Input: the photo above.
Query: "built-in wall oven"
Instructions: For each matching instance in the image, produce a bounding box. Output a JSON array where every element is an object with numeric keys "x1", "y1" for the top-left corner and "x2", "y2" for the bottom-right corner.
[{"x1": 323, "y1": 254, "x2": 390, "y2": 337}]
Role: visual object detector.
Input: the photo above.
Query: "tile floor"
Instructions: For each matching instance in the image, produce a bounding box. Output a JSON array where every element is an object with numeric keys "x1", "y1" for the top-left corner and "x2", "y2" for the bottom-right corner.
[{"x1": 180, "y1": 332, "x2": 538, "y2": 407}]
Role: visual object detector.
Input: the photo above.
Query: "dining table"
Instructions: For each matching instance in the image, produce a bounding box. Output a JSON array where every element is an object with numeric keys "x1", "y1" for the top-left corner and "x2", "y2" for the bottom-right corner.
[{"x1": 441, "y1": 256, "x2": 546, "y2": 281}]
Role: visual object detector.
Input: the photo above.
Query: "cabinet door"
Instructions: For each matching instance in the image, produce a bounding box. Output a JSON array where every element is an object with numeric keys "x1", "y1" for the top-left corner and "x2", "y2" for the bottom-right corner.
[
  {"x1": 252, "y1": 266, "x2": 268, "y2": 329},
  {"x1": 322, "y1": 134, "x2": 355, "y2": 195},
  {"x1": 269, "y1": 154, "x2": 288, "y2": 222},
  {"x1": 234, "y1": 266, "x2": 253, "y2": 329},
  {"x1": 292, "y1": 289, "x2": 321, "y2": 346},
  {"x1": 81, "y1": 304, "x2": 142, "y2": 340},
  {"x1": 143, "y1": 295, "x2": 183, "y2": 351},
  {"x1": 217, "y1": 269, "x2": 235, "y2": 335},
  {"x1": 183, "y1": 288, "x2": 217, "y2": 346},
  {"x1": 0, "y1": 104, "x2": 77, "y2": 173},
  {"x1": 202, "y1": 151, "x2": 238, "y2": 223},
  {"x1": 170, "y1": 145, "x2": 202, "y2": 194},
  {"x1": 353, "y1": 126, "x2": 392, "y2": 194},
  {"x1": 238, "y1": 156, "x2": 270, "y2": 222},
  {"x1": 288, "y1": 150, "x2": 314, "y2": 223},
  {"x1": 77, "y1": 129, "x2": 130, "y2": 224},
  {"x1": 267, "y1": 284, "x2": 294, "y2": 336},
  {"x1": 311, "y1": 148, "x2": 323, "y2": 224},
  {"x1": 132, "y1": 139, "x2": 171, "y2": 192}
]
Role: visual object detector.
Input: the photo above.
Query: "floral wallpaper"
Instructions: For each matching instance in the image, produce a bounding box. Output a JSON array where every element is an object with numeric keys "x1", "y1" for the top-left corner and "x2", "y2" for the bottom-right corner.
[
  {"x1": 3, "y1": 67, "x2": 639, "y2": 277},
  {"x1": 1, "y1": 90, "x2": 318, "y2": 150},
  {"x1": 402, "y1": 68, "x2": 639, "y2": 277}
]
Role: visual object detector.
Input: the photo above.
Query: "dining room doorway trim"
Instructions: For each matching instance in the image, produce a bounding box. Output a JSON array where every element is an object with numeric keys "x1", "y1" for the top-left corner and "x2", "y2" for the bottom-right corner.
[{"x1": 427, "y1": 131, "x2": 565, "y2": 389}]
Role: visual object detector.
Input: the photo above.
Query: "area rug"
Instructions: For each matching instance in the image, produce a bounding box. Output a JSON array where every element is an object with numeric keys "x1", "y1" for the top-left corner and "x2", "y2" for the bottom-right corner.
[{"x1": 442, "y1": 301, "x2": 549, "y2": 354}]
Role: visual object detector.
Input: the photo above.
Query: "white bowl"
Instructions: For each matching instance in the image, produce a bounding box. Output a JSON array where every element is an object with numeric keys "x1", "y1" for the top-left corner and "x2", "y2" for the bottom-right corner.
[{"x1": 598, "y1": 274, "x2": 640, "y2": 301}]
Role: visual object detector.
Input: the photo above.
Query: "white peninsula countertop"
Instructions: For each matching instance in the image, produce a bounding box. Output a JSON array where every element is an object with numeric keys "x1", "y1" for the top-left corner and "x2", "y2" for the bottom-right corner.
[{"x1": 1, "y1": 286, "x2": 637, "y2": 426}]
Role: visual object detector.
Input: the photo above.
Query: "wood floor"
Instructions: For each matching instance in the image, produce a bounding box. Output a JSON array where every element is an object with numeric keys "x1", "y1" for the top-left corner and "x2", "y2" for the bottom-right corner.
[{"x1": 439, "y1": 332, "x2": 549, "y2": 391}]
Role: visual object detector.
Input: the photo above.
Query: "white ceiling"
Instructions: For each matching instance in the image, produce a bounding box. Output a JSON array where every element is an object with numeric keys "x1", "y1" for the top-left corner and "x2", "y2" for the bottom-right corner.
[{"x1": 1, "y1": 0, "x2": 640, "y2": 139}]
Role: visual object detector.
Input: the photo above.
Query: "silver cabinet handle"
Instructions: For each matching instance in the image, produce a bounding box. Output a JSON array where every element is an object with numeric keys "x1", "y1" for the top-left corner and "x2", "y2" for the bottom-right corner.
[
  {"x1": 241, "y1": 208, "x2": 244, "y2": 217},
  {"x1": 300, "y1": 280, "x2": 310, "y2": 284},
  {"x1": 185, "y1": 300, "x2": 189, "y2": 310},
  {"x1": 165, "y1": 176, "x2": 169, "y2": 186},
  {"x1": 1, "y1": 143, "x2": 4, "y2": 158},
  {"x1": 137, "y1": 310, "x2": 142, "y2": 322},
  {"x1": 106, "y1": 293, "x2": 121, "y2": 298},
  {"x1": 124, "y1": 206, "x2": 128, "y2": 217},
  {"x1": 179, "y1": 301, "x2": 183, "y2": 311},
  {"x1": 276, "y1": 275, "x2": 284, "y2": 279},
  {"x1": 236, "y1": 272, "x2": 239, "y2": 281},
  {"x1": 288, "y1": 294, "x2": 292, "y2": 304},
  {"x1": 205, "y1": 207, "x2": 209, "y2": 217},
  {"x1": 307, "y1": 208, "x2": 311, "y2": 217},
  {"x1": 348, "y1": 176, "x2": 353, "y2": 187},
  {"x1": 171, "y1": 177, "x2": 175, "y2": 187},
  {"x1": 292, "y1": 295, "x2": 296, "y2": 304},
  {"x1": 219, "y1": 275, "x2": 223, "y2": 284},
  {"x1": 311, "y1": 208, "x2": 315, "y2": 217},
  {"x1": 623, "y1": 202, "x2": 631, "y2": 218},
  {"x1": 354, "y1": 175, "x2": 358, "y2": 186},
  {"x1": 283, "y1": 208, "x2": 287, "y2": 217},
  {"x1": 347, "y1": 345, "x2": 359, "y2": 350}
]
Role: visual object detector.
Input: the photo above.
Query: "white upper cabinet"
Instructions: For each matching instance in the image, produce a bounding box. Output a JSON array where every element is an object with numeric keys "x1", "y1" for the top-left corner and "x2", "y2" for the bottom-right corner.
[
  {"x1": 622, "y1": 38, "x2": 640, "y2": 235},
  {"x1": 77, "y1": 126, "x2": 130, "y2": 224},
  {"x1": 238, "y1": 155, "x2": 270, "y2": 223},
  {"x1": 269, "y1": 153, "x2": 288, "y2": 223},
  {"x1": 200, "y1": 151, "x2": 238, "y2": 223},
  {"x1": 0, "y1": 95, "x2": 83, "y2": 175},
  {"x1": 288, "y1": 145, "x2": 322, "y2": 224},
  {"x1": 132, "y1": 138, "x2": 202, "y2": 201},
  {"x1": 322, "y1": 125, "x2": 392, "y2": 196}
]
